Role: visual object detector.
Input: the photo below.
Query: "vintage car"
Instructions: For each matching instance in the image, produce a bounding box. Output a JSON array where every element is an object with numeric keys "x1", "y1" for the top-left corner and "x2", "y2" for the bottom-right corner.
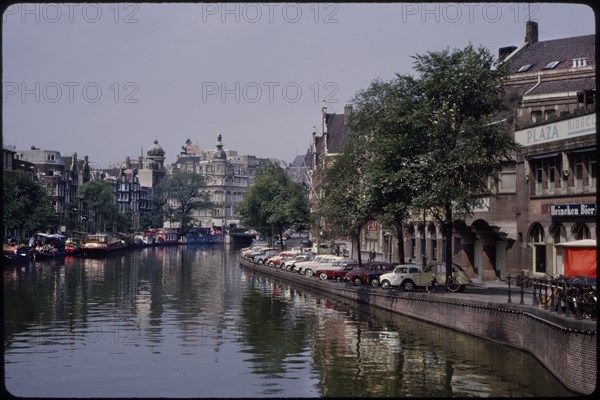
[
  {"x1": 266, "y1": 251, "x2": 300, "y2": 267},
  {"x1": 283, "y1": 253, "x2": 314, "y2": 271},
  {"x1": 295, "y1": 255, "x2": 347, "y2": 276},
  {"x1": 344, "y1": 262, "x2": 396, "y2": 286},
  {"x1": 379, "y1": 262, "x2": 471, "y2": 292},
  {"x1": 315, "y1": 260, "x2": 358, "y2": 281}
]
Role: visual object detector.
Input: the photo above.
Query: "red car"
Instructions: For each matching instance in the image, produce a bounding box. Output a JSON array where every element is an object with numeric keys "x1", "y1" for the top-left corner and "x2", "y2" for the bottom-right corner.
[
  {"x1": 344, "y1": 262, "x2": 396, "y2": 286},
  {"x1": 316, "y1": 262, "x2": 359, "y2": 282}
]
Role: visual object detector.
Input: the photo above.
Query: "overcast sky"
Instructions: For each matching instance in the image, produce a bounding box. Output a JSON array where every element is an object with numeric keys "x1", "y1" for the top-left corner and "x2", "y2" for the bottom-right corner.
[{"x1": 2, "y1": 2, "x2": 595, "y2": 168}]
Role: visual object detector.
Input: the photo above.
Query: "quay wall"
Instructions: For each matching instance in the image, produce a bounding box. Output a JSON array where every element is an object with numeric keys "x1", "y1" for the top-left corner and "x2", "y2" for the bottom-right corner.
[{"x1": 239, "y1": 259, "x2": 597, "y2": 395}]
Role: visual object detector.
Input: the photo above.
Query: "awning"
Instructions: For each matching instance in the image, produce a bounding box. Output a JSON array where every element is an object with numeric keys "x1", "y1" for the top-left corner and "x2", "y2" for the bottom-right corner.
[
  {"x1": 527, "y1": 152, "x2": 560, "y2": 160},
  {"x1": 555, "y1": 239, "x2": 596, "y2": 248}
]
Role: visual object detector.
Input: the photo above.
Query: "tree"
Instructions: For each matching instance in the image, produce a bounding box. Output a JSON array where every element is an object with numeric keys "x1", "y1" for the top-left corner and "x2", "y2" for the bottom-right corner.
[
  {"x1": 237, "y1": 161, "x2": 309, "y2": 248},
  {"x1": 405, "y1": 44, "x2": 518, "y2": 282},
  {"x1": 348, "y1": 77, "x2": 426, "y2": 263},
  {"x1": 319, "y1": 134, "x2": 375, "y2": 265},
  {"x1": 153, "y1": 172, "x2": 212, "y2": 235},
  {"x1": 80, "y1": 180, "x2": 116, "y2": 233},
  {"x1": 3, "y1": 171, "x2": 54, "y2": 237}
]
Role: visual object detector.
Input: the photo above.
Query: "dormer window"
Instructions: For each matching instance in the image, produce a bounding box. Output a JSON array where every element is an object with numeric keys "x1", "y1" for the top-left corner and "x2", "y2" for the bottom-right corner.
[
  {"x1": 517, "y1": 64, "x2": 533, "y2": 72},
  {"x1": 572, "y1": 58, "x2": 588, "y2": 68},
  {"x1": 543, "y1": 61, "x2": 560, "y2": 69}
]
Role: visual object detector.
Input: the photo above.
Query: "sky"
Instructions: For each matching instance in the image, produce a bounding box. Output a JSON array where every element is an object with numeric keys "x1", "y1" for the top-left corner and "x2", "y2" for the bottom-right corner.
[{"x1": 2, "y1": 2, "x2": 596, "y2": 168}]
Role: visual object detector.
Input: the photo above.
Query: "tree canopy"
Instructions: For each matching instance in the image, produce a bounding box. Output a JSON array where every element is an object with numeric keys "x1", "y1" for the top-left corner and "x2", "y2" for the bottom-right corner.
[
  {"x1": 153, "y1": 172, "x2": 212, "y2": 234},
  {"x1": 80, "y1": 179, "x2": 118, "y2": 233},
  {"x1": 326, "y1": 44, "x2": 517, "y2": 275},
  {"x1": 237, "y1": 161, "x2": 309, "y2": 248},
  {"x1": 3, "y1": 171, "x2": 54, "y2": 237}
]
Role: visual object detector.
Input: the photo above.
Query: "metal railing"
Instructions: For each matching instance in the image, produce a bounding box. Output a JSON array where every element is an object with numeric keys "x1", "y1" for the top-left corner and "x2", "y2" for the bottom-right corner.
[{"x1": 507, "y1": 273, "x2": 597, "y2": 320}]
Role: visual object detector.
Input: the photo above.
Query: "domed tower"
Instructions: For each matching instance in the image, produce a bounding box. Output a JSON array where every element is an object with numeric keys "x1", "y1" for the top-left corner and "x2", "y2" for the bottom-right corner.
[
  {"x1": 213, "y1": 134, "x2": 227, "y2": 161},
  {"x1": 147, "y1": 139, "x2": 166, "y2": 169}
]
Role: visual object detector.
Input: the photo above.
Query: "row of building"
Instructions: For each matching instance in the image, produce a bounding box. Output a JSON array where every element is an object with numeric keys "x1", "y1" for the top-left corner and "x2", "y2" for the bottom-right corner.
[
  {"x1": 307, "y1": 21, "x2": 596, "y2": 280},
  {"x1": 3, "y1": 134, "x2": 273, "y2": 235}
]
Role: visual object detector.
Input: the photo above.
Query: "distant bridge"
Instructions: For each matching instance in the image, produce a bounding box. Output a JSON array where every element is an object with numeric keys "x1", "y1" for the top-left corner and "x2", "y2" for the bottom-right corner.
[{"x1": 226, "y1": 231, "x2": 256, "y2": 246}]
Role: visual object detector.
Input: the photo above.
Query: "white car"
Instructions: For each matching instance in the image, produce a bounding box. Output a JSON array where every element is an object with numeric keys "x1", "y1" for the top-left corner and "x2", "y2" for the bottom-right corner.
[
  {"x1": 295, "y1": 255, "x2": 346, "y2": 276},
  {"x1": 378, "y1": 264, "x2": 424, "y2": 290},
  {"x1": 283, "y1": 253, "x2": 314, "y2": 271}
]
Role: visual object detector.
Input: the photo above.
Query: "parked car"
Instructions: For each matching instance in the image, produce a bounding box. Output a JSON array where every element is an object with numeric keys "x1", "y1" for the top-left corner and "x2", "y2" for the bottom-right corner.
[
  {"x1": 295, "y1": 255, "x2": 345, "y2": 276},
  {"x1": 315, "y1": 259, "x2": 357, "y2": 281},
  {"x1": 266, "y1": 251, "x2": 299, "y2": 267},
  {"x1": 249, "y1": 248, "x2": 278, "y2": 264},
  {"x1": 345, "y1": 262, "x2": 396, "y2": 286},
  {"x1": 379, "y1": 264, "x2": 424, "y2": 290},
  {"x1": 283, "y1": 253, "x2": 314, "y2": 271},
  {"x1": 379, "y1": 262, "x2": 471, "y2": 292}
]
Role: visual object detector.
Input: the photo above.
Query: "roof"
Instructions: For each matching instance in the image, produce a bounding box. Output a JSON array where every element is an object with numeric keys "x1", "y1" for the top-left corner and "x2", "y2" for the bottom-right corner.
[
  {"x1": 507, "y1": 34, "x2": 595, "y2": 74},
  {"x1": 523, "y1": 76, "x2": 596, "y2": 97},
  {"x1": 324, "y1": 113, "x2": 349, "y2": 153}
]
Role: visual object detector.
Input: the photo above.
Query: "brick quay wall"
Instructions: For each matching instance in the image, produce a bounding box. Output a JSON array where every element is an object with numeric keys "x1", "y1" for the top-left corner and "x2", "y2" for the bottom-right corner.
[{"x1": 239, "y1": 259, "x2": 597, "y2": 395}]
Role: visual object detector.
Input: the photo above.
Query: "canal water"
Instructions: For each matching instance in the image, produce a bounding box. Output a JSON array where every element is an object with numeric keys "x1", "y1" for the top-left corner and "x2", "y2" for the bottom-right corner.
[{"x1": 4, "y1": 245, "x2": 574, "y2": 397}]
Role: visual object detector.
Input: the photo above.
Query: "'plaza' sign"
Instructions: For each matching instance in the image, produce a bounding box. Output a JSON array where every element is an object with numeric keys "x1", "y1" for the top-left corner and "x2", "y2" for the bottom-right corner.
[
  {"x1": 515, "y1": 113, "x2": 596, "y2": 146},
  {"x1": 550, "y1": 204, "x2": 596, "y2": 217}
]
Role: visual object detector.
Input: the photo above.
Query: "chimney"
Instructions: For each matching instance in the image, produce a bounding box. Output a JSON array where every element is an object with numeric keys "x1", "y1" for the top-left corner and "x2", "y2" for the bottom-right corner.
[
  {"x1": 525, "y1": 20, "x2": 538, "y2": 44},
  {"x1": 499, "y1": 46, "x2": 517, "y2": 60},
  {"x1": 344, "y1": 104, "x2": 353, "y2": 123}
]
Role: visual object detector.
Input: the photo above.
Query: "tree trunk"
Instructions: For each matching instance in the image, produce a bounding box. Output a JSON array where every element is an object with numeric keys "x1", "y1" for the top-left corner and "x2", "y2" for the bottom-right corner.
[
  {"x1": 355, "y1": 233, "x2": 363, "y2": 266},
  {"x1": 444, "y1": 204, "x2": 453, "y2": 283},
  {"x1": 395, "y1": 225, "x2": 405, "y2": 264}
]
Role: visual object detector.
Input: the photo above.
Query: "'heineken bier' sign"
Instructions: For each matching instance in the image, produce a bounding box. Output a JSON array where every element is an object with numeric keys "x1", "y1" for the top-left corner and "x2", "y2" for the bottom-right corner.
[{"x1": 550, "y1": 204, "x2": 596, "y2": 217}]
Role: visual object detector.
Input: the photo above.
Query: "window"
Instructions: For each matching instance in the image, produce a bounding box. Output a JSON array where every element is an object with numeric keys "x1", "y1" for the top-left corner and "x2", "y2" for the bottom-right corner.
[
  {"x1": 531, "y1": 156, "x2": 562, "y2": 195},
  {"x1": 548, "y1": 159, "x2": 558, "y2": 194},
  {"x1": 499, "y1": 163, "x2": 516, "y2": 192},
  {"x1": 543, "y1": 61, "x2": 560, "y2": 69},
  {"x1": 544, "y1": 109, "x2": 556, "y2": 120},
  {"x1": 535, "y1": 162, "x2": 544, "y2": 194},
  {"x1": 531, "y1": 110, "x2": 542, "y2": 123},
  {"x1": 572, "y1": 223, "x2": 590, "y2": 240},
  {"x1": 590, "y1": 158, "x2": 596, "y2": 191},
  {"x1": 574, "y1": 155, "x2": 584, "y2": 192},
  {"x1": 517, "y1": 64, "x2": 532, "y2": 72}
]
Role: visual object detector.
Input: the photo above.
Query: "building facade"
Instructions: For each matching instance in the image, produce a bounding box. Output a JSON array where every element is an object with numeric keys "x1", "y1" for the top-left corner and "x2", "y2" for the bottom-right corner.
[
  {"x1": 403, "y1": 21, "x2": 596, "y2": 280},
  {"x1": 169, "y1": 135, "x2": 266, "y2": 231}
]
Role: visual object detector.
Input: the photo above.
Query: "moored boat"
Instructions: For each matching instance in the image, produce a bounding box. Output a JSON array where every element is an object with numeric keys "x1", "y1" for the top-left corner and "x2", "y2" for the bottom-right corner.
[{"x1": 81, "y1": 233, "x2": 129, "y2": 257}]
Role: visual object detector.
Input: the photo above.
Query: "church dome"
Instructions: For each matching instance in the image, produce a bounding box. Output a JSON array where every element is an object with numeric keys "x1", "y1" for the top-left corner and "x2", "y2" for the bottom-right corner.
[{"x1": 147, "y1": 139, "x2": 165, "y2": 157}]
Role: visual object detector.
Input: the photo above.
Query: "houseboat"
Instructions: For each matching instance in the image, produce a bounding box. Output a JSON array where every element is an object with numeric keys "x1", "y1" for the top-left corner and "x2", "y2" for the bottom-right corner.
[{"x1": 81, "y1": 233, "x2": 129, "y2": 257}]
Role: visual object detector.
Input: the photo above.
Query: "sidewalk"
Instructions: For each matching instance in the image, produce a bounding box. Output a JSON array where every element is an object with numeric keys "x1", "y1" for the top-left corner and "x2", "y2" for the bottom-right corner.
[{"x1": 431, "y1": 278, "x2": 534, "y2": 305}]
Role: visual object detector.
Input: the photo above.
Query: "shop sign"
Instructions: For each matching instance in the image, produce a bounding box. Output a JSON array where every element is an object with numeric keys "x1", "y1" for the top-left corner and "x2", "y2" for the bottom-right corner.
[
  {"x1": 515, "y1": 113, "x2": 596, "y2": 146},
  {"x1": 550, "y1": 203, "x2": 596, "y2": 217}
]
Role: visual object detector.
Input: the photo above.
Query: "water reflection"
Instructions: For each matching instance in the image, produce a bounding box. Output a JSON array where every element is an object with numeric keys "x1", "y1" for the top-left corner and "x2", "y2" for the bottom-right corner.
[{"x1": 4, "y1": 246, "x2": 574, "y2": 397}]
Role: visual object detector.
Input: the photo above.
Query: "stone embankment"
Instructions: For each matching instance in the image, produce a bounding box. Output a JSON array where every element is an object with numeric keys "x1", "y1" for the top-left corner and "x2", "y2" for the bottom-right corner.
[{"x1": 239, "y1": 258, "x2": 597, "y2": 395}]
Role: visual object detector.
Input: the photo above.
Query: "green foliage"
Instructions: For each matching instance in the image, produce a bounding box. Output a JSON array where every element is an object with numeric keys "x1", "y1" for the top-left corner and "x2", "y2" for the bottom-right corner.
[
  {"x1": 80, "y1": 180, "x2": 116, "y2": 232},
  {"x1": 334, "y1": 44, "x2": 517, "y2": 269},
  {"x1": 153, "y1": 172, "x2": 212, "y2": 234},
  {"x1": 237, "y1": 161, "x2": 309, "y2": 246},
  {"x1": 319, "y1": 134, "x2": 374, "y2": 263},
  {"x1": 3, "y1": 171, "x2": 55, "y2": 236}
]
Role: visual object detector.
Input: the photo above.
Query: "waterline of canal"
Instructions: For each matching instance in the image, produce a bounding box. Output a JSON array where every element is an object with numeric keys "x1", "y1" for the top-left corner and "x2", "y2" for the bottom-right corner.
[{"x1": 3, "y1": 245, "x2": 575, "y2": 397}]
